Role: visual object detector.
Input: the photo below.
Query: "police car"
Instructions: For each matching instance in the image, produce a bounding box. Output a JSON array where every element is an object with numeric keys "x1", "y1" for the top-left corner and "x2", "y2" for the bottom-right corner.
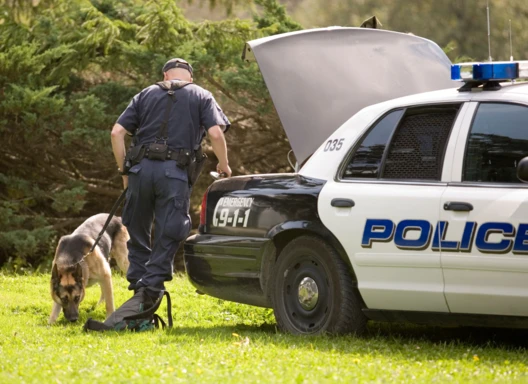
[{"x1": 184, "y1": 27, "x2": 528, "y2": 335}]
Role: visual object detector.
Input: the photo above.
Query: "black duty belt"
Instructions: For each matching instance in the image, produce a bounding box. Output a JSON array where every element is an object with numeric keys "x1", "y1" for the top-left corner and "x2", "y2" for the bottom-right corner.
[
  {"x1": 144, "y1": 145, "x2": 192, "y2": 167},
  {"x1": 166, "y1": 149, "x2": 191, "y2": 162}
]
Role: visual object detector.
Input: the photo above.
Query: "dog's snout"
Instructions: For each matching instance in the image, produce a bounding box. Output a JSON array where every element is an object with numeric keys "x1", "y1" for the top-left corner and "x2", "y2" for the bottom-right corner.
[
  {"x1": 64, "y1": 305, "x2": 80, "y2": 323},
  {"x1": 65, "y1": 311, "x2": 79, "y2": 322}
]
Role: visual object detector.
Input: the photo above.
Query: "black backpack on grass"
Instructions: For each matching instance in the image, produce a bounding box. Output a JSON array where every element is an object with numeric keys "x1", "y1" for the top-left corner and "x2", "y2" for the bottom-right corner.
[{"x1": 84, "y1": 288, "x2": 172, "y2": 332}]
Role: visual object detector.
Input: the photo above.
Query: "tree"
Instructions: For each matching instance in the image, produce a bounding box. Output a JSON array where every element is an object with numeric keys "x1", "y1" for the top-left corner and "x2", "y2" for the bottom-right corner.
[
  {"x1": 290, "y1": 0, "x2": 528, "y2": 62},
  {"x1": 0, "y1": 0, "x2": 300, "y2": 269}
]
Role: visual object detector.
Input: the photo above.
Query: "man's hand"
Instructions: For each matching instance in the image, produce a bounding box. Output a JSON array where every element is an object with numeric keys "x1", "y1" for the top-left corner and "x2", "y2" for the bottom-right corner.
[
  {"x1": 217, "y1": 162, "x2": 232, "y2": 178},
  {"x1": 122, "y1": 175, "x2": 128, "y2": 189}
]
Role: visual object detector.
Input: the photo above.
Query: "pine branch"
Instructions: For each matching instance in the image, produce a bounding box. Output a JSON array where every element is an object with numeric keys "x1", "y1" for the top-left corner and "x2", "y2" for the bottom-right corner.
[{"x1": 84, "y1": 183, "x2": 123, "y2": 198}]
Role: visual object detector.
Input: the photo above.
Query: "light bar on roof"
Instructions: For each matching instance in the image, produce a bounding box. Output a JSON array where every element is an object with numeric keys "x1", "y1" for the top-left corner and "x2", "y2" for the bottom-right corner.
[{"x1": 451, "y1": 61, "x2": 528, "y2": 82}]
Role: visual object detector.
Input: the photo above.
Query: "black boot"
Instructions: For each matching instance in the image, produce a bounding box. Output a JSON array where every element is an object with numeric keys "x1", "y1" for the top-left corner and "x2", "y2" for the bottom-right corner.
[
  {"x1": 84, "y1": 287, "x2": 165, "y2": 332},
  {"x1": 103, "y1": 287, "x2": 158, "y2": 327}
]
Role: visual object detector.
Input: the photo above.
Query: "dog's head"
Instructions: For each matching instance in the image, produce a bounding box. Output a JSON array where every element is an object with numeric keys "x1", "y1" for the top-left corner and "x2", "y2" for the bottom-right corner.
[
  {"x1": 51, "y1": 263, "x2": 85, "y2": 322},
  {"x1": 51, "y1": 235, "x2": 91, "y2": 322}
]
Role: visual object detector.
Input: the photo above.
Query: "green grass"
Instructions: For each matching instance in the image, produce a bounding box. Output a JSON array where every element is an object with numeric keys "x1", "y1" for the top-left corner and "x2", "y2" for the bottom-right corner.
[{"x1": 0, "y1": 273, "x2": 527, "y2": 383}]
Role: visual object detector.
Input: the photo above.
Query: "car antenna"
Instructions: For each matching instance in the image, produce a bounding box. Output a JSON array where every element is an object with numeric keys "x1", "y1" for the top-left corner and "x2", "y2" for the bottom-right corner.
[
  {"x1": 287, "y1": 150, "x2": 298, "y2": 172},
  {"x1": 509, "y1": 19, "x2": 513, "y2": 61},
  {"x1": 487, "y1": 0, "x2": 492, "y2": 62}
]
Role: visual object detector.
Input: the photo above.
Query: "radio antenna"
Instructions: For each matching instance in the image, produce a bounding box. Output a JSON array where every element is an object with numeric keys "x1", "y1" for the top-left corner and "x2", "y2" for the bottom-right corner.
[
  {"x1": 509, "y1": 19, "x2": 513, "y2": 61},
  {"x1": 487, "y1": 0, "x2": 492, "y2": 61}
]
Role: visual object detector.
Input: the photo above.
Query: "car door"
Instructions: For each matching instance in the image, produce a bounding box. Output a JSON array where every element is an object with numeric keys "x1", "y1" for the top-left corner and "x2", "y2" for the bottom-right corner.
[
  {"x1": 440, "y1": 101, "x2": 528, "y2": 316},
  {"x1": 319, "y1": 103, "x2": 467, "y2": 312}
]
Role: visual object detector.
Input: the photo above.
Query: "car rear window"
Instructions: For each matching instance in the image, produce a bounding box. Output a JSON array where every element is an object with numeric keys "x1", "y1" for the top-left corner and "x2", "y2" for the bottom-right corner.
[
  {"x1": 342, "y1": 110, "x2": 403, "y2": 179},
  {"x1": 382, "y1": 106, "x2": 459, "y2": 180},
  {"x1": 342, "y1": 104, "x2": 460, "y2": 181}
]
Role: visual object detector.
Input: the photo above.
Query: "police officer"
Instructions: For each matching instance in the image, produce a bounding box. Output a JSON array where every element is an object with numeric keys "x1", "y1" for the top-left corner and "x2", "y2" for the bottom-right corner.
[{"x1": 110, "y1": 58, "x2": 231, "y2": 311}]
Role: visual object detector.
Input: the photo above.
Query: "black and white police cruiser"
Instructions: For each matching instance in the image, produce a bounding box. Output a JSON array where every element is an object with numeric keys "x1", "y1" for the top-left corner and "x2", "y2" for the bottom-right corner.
[{"x1": 184, "y1": 27, "x2": 528, "y2": 335}]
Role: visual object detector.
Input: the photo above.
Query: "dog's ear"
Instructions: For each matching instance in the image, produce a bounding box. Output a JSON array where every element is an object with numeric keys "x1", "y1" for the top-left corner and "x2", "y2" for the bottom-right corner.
[
  {"x1": 78, "y1": 234, "x2": 94, "y2": 249},
  {"x1": 73, "y1": 262, "x2": 82, "y2": 277},
  {"x1": 72, "y1": 262, "x2": 83, "y2": 283},
  {"x1": 51, "y1": 264, "x2": 61, "y2": 296},
  {"x1": 51, "y1": 264, "x2": 59, "y2": 281}
]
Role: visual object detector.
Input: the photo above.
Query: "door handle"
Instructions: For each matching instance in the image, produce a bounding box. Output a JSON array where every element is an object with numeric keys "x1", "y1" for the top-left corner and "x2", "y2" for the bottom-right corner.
[
  {"x1": 443, "y1": 201, "x2": 473, "y2": 212},
  {"x1": 331, "y1": 198, "x2": 355, "y2": 208}
]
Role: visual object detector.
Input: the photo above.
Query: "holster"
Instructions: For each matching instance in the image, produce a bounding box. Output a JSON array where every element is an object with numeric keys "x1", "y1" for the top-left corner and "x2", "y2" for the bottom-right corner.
[
  {"x1": 124, "y1": 145, "x2": 146, "y2": 174},
  {"x1": 174, "y1": 150, "x2": 191, "y2": 168},
  {"x1": 187, "y1": 148, "x2": 207, "y2": 186}
]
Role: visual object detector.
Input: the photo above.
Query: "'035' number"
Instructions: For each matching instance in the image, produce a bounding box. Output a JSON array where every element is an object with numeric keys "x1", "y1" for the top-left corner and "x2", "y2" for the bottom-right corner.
[
  {"x1": 213, "y1": 208, "x2": 251, "y2": 227},
  {"x1": 324, "y1": 138, "x2": 344, "y2": 152}
]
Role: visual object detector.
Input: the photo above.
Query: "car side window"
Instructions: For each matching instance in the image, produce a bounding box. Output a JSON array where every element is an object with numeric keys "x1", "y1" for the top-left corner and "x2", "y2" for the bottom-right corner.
[
  {"x1": 381, "y1": 105, "x2": 460, "y2": 181},
  {"x1": 463, "y1": 103, "x2": 528, "y2": 184},
  {"x1": 342, "y1": 104, "x2": 460, "y2": 181},
  {"x1": 342, "y1": 110, "x2": 404, "y2": 179}
]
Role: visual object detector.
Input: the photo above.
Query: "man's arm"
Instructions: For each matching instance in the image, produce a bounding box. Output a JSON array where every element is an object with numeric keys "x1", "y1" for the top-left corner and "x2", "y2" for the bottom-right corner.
[
  {"x1": 111, "y1": 123, "x2": 129, "y2": 188},
  {"x1": 207, "y1": 125, "x2": 232, "y2": 177}
]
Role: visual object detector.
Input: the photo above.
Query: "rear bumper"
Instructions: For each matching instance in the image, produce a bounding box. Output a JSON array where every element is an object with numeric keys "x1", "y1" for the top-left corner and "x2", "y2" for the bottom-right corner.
[{"x1": 183, "y1": 234, "x2": 272, "y2": 307}]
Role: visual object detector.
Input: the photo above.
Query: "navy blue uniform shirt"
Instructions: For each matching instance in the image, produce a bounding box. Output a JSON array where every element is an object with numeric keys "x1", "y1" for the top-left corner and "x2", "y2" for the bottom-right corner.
[{"x1": 117, "y1": 80, "x2": 230, "y2": 150}]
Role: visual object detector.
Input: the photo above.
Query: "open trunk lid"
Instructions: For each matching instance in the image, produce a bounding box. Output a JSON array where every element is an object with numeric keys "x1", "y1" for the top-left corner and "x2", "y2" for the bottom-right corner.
[{"x1": 244, "y1": 27, "x2": 459, "y2": 165}]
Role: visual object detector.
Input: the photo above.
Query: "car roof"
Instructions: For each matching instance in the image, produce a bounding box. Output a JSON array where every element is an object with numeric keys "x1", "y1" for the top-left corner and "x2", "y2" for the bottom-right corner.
[
  {"x1": 372, "y1": 81, "x2": 528, "y2": 109},
  {"x1": 343, "y1": 80, "x2": 528, "y2": 140}
]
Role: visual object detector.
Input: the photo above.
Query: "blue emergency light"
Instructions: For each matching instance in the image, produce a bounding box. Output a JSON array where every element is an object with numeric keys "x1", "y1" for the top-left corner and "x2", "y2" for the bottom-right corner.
[{"x1": 451, "y1": 61, "x2": 528, "y2": 82}]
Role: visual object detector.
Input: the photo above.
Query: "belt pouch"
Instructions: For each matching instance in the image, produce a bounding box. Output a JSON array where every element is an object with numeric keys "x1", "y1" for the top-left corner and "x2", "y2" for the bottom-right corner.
[{"x1": 148, "y1": 143, "x2": 168, "y2": 160}]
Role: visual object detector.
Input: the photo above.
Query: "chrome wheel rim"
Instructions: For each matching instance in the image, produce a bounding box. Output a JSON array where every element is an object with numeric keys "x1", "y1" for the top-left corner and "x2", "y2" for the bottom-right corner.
[{"x1": 297, "y1": 277, "x2": 319, "y2": 310}]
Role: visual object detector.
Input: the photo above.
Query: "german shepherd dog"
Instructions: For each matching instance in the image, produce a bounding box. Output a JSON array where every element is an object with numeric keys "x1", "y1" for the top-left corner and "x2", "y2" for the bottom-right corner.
[{"x1": 49, "y1": 214, "x2": 129, "y2": 324}]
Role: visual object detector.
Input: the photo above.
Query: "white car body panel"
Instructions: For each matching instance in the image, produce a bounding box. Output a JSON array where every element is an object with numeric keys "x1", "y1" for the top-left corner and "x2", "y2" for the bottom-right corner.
[
  {"x1": 309, "y1": 82, "x2": 528, "y2": 314},
  {"x1": 440, "y1": 186, "x2": 528, "y2": 316},
  {"x1": 318, "y1": 182, "x2": 449, "y2": 311},
  {"x1": 440, "y1": 102, "x2": 475, "y2": 181}
]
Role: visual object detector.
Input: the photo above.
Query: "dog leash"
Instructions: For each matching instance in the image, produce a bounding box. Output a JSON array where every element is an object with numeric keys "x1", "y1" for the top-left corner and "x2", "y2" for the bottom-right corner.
[
  {"x1": 61, "y1": 188, "x2": 128, "y2": 269},
  {"x1": 89, "y1": 187, "x2": 128, "y2": 254}
]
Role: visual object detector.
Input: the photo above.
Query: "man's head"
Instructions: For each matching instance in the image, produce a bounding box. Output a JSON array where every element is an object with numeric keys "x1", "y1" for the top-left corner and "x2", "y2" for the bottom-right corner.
[{"x1": 163, "y1": 58, "x2": 193, "y2": 82}]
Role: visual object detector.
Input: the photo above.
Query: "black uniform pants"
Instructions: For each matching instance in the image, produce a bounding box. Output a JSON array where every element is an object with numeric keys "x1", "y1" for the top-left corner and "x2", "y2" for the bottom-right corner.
[{"x1": 122, "y1": 158, "x2": 191, "y2": 293}]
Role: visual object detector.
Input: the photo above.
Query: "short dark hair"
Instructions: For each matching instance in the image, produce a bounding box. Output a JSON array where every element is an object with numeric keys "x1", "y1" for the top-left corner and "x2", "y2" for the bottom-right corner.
[{"x1": 162, "y1": 58, "x2": 193, "y2": 75}]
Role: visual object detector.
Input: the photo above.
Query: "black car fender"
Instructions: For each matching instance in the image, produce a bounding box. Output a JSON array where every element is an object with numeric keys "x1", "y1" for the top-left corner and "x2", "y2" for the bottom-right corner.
[
  {"x1": 260, "y1": 219, "x2": 365, "y2": 308},
  {"x1": 195, "y1": 174, "x2": 367, "y2": 309}
]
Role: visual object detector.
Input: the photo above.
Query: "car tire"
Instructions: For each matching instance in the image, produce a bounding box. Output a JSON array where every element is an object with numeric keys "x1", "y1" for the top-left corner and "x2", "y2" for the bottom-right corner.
[{"x1": 271, "y1": 235, "x2": 367, "y2": 335}]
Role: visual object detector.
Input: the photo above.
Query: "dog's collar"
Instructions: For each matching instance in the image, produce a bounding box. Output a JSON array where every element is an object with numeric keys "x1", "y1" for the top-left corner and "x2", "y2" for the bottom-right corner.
[{"x1": 63, "y1": 251, "x2": 91, "y2": 269}]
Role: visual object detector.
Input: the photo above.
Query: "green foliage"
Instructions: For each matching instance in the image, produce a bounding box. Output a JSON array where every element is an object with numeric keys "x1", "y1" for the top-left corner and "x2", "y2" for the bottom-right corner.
[
  {"x1": 0, "y1": 227, "x2": 55, "y2": 269},
  {"x1": 0, "y1": 274, "x2": 527, "y2": 382},
  {"x1": 443, "y1": 41, "x2": 474, "y2": 64},
  {"x1": 254, "y1": 0, "x2": 302, "y2": 34},
  {"x1": 0, "y1": 0, "x2": 299, "y2": 268},
  {"x1": 50, "y1": 186, "x2": 87, "y2": 213},
  {"x1": 291, "y1": 0, "x2": 528, "y2": 63},
  {"x1": 136, "y1": 0, "x2": 193, "y2": 50},
  {"x1": 0, "y1": 174, "x2": 54, "y2": 268}
]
